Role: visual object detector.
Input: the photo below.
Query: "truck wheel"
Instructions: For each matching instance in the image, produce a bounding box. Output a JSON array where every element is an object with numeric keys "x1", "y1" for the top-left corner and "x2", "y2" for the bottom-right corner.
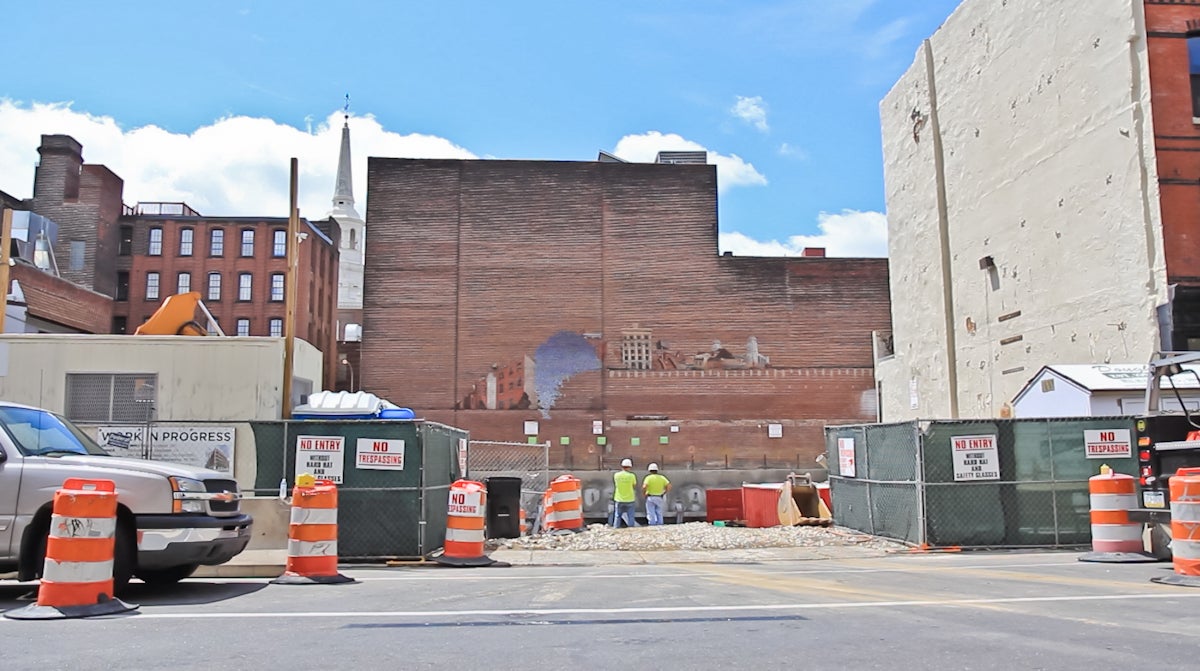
[
  {"x1": 135, "y1": 564, "x2": 199, "y2": 586},
  {"x1": 112, "y1": 520, "x2": 136, "y2": 593}
]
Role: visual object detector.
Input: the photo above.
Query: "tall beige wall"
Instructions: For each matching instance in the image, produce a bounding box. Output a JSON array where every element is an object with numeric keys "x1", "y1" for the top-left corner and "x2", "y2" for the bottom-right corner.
[{"x1": 878, "y1": 0, "x2": 1167, "y2": 420}]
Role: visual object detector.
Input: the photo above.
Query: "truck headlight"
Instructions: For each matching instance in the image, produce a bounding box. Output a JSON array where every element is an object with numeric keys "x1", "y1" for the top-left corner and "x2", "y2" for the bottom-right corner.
[{"x1": 170, "y1": 477, "x2": 207, "y2": 513}]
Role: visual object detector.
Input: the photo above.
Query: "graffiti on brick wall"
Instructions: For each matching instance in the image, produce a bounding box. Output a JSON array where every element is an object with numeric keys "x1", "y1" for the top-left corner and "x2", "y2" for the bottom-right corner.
[
  {"x1": 615, "y1": 323, "x2": 770, "y2": 371},
  {"x1": 533, "y1": 331, "x2": 602, "y2": 418},
  {"x1": 457, "y1": 330, "x2": 602, "y2": 417},
  {"x1": 455, "y1": 325, "x2": 770, "y2": 416}
]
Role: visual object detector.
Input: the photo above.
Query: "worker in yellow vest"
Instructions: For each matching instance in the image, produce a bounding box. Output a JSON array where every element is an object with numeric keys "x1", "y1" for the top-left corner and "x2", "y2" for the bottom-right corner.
[
  {"x1": 613, "y1": 458, "x2": 639, "y2": 528},
  {"x1": 642, "y1": 463, "x2": 671, "y2": 525}
]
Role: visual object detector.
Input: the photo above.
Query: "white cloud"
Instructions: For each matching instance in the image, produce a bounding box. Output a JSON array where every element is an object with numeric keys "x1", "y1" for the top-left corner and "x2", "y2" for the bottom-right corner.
[
  {"x1": 0, "y1": 100, "x2": 475, "y2": 218},
  {"x1": 719, "y1": 209, "x2": 887, "y2": 258},
  {"x1": 777, "y1": 142, "x2": 807, "y2": 159},
  {"x1": 731, "y1": 95, "x2": 769, "y2": 133},
  {"x1": 612, "y1": 131, "x2": 767, "y2": 192}
]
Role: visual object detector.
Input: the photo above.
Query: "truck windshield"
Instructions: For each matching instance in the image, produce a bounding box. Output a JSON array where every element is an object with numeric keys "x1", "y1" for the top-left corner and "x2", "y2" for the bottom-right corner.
[{"x1": 0, "y1": 406, "x2": 110, "y2": 457}]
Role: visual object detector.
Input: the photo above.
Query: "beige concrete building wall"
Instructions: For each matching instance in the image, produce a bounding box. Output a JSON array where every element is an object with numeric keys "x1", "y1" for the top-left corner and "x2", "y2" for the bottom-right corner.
[
  {"x1": 0, "y1": 334, "x2": 324, "y2": 421},
  {"x1": 877, "y1": 0, "x2": 1167, "y2": 421}
]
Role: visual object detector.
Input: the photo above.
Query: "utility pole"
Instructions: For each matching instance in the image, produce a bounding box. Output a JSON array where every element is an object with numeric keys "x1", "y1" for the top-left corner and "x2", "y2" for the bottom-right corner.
[
  {"x1": 0, "y1": 208, "x2": 11, "y2": 334},
  {"x1": 282, "y1": 158, "x2": 299, "y2": 419}
]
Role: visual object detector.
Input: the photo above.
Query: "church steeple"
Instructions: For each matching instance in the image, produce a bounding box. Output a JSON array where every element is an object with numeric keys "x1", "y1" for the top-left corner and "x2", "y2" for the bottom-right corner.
[
  {"x1": 330, "y1": 98, "x2": 360, "y2": 220},
  {"x1": 329, "y1": 95, "x2": 366, "y2": 326}
]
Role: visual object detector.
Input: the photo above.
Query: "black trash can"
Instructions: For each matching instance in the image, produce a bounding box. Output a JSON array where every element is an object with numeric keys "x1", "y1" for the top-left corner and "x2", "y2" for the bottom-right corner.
[{"x1": 485, "y1": 476, "x2": 523, "y2": 539}]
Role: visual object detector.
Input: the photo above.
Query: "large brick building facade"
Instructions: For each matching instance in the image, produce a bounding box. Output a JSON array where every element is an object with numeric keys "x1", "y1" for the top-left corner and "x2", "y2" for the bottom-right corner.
[
  {"x1": 13, "y1": 135, "x2": 341, "y2": 381},
  {"x1": 362, "y1": 157, "x2": 892, "y2": 468},
  {"x1": 1146, "y1": 1, "x2": 1200, "y2": 345}
]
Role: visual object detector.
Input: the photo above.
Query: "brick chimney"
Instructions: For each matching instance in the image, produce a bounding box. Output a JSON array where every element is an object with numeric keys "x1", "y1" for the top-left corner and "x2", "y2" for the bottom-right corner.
[{"x1": 801, "y1": 247, "x2": 826, "y2": 257}]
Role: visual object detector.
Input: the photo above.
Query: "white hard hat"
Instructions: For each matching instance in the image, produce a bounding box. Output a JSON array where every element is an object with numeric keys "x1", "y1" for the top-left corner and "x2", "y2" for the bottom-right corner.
[
  {"x1": 620, "y1": 458, "x2": 633, "y2": 467},
  {"x1": 648, "y1": 463, "x2": 659, "y2": 471}
]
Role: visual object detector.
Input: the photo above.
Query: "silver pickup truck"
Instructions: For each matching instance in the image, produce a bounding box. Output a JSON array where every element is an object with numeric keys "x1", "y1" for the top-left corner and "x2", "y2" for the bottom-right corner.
[{"x1": 0, "y1": 402, "x2": 252, "y2": 590}]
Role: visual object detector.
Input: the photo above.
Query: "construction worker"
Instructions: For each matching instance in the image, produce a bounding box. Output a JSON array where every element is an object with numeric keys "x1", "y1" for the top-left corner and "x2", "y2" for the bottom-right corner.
[
  {"x1": 642, "y1": 463, "x2": 671, "y2": 525},
  {"x1": 613, "y1": 458, "x2": 639, "y2": 528}
]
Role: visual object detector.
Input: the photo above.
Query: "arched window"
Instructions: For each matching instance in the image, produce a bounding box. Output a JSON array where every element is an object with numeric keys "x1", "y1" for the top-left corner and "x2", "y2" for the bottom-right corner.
[{"x1": 348, "y1": 228, "x2": 357, "y2": 250}]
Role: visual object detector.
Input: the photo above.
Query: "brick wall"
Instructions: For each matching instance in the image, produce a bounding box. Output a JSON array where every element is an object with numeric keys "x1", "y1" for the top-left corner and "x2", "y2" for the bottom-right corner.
[
  {"x1": 1146, "y1": 2, "x2": 1200, "y2": 283},
  {"x1": 363, "y1": 158, "x2": 892, "y2": 466},
  {"x1": 113, "y1": 216, "x2": 340, "y2": 378},
  {"x1": 11, "y1": 262, "x2": 112, "y2": 333}
]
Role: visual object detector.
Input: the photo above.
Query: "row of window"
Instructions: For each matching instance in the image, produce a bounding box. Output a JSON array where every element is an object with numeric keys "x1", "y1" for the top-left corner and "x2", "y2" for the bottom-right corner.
[
  {"x1": 120, "y1": 227, "x2": 288, "y2": 258},
  {"x1": 117, "y1": 271, "x2": 285, "y2": 302},
  {"x1": 111, "y1": 316, "x2": 284, "y2": 338}
]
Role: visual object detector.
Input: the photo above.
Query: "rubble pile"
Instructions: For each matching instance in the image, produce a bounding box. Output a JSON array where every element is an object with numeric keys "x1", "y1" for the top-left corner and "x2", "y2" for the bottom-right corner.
[{"x1": 488, "y1": 522, "x2": 907, "y2": 552}]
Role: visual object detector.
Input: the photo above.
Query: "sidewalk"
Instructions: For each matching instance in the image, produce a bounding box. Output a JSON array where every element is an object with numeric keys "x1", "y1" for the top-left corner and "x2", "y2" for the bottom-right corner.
[{"x1": 192, "y1": 544, "x2": 899, "y2": 578}]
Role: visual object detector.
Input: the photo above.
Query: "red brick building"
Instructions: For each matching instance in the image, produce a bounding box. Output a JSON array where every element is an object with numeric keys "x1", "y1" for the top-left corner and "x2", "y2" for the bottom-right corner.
[
  {"x1": 17, "y1": 135, "x2": 341, "y2": 381},
  {"x1": 1146, "y1": 1, "x2": 1200, "y2": 346},
  {"x1": 362, "y1": 157, "x2": 892, "y2": 468}
]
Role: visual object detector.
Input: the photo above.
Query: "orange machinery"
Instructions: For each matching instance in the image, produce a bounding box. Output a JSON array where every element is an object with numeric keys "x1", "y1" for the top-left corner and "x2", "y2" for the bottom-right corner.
[{"x1": 133, "y1": 292, "x2": 226, "y2": 336}]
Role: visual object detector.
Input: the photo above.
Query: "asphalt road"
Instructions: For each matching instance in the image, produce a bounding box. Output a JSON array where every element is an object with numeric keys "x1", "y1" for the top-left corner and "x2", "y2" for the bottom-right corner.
[{"x1": 2, "y1": 552, "x2": 1197, "y2": 670}]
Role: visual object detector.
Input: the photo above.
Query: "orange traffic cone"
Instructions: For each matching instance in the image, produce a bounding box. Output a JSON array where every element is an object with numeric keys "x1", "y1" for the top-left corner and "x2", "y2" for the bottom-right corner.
[
  {"x1": 272, "y1": 476, "x2": 354, "y2": 585},
  {"x1": 5, "y1": 478, "x2": 137, "y2": 620}
]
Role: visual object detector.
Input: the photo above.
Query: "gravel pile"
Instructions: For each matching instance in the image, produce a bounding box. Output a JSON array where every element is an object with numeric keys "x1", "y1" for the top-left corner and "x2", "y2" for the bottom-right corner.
[{"x1": 487, "y1": 522, "x2": 906, "y2": 552}]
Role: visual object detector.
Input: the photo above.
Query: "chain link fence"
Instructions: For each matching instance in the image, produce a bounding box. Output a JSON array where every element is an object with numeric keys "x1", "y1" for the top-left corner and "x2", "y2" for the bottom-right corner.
[
  {"x1": 465, "y1": 440, "x2": 550, "y2": 520},
  {"x1": 825, "y1": 417, "x2": 1139, "y2": 548}
]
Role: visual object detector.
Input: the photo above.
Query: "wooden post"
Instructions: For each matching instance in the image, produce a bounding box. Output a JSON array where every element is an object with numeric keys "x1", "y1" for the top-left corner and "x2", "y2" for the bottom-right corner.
[
  {"x1": 282, "y1": 159, "x2": 299, "y2": 419},
  {"x1": 0, "y1": 208, "x2": 11, "y2": 334}
]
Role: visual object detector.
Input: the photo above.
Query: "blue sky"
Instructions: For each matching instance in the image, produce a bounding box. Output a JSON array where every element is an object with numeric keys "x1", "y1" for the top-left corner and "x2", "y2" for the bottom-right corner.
[{"x1": 1, "y1": 1, "x2": 965, "y2": 257}]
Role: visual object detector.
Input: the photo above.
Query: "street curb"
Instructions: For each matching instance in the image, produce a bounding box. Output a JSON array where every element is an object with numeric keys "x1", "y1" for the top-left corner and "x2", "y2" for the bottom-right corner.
[{"x1": 193, "y1": 564, "x2": 285, "y2": 579}]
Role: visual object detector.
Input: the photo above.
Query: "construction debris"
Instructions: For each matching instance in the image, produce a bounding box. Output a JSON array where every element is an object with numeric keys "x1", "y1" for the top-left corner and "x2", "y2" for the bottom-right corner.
[{"x1": 487, "y1": 522, "x2": 906, "y2": 552}]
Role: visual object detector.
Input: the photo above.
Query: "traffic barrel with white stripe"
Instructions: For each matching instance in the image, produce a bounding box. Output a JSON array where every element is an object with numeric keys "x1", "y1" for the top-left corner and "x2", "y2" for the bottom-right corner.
[
  {"x1": 272, "y1": 478, "x2": 354, "y2": 585},
  {"x1": 546, "y1": 475, "x2": 583, "y2": 532},
  {"x1": 1079, "y1": 468, "x2": 1154, "y2": 563},
  {"x1": 1153, "y1": 467, "x2": 1200, "y2": 587},
  {"x1": 5, "y1": 478, "x2": 137, "y2": 620},
  {"x1": 436, "y1": 479, "x2": 495, "y2": 567}
]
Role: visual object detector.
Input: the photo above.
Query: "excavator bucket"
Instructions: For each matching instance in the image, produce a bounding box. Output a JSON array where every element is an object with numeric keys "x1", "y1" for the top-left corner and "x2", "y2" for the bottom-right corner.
[{"x1": 134, "y1": 292, "x2": 212, "y2": 336}]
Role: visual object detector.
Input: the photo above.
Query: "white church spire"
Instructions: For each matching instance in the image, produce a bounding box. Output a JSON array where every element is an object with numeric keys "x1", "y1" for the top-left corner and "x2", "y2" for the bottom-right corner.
[
  {"x1": 330, "y1": 96, "x2": 361, "y2": 220},
  {"x1": 330, "y1": 95, "x2": 366, "y2": 325}
]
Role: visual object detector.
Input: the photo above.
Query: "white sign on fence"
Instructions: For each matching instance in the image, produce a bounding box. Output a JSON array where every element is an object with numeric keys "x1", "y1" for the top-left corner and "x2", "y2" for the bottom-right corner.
[
  {"x1": 97, "y1": 425, "x2": 236, "y2": 475},
  {"x1": 458, "y1": 438, "x2": 468, "y2": 476},
  {"x1": 837, "y1": 437, "x2": 856, "y2": 478},
  {"x1": 296, "y1": 435, "x2": 345, "y2": 483},
  {"x1": 952, "y1": 434, "x2": 1000, "y2": 481},
  {"x1": 356, "y1": 438, "x2": 405, "y2": 470},
  {"x1": 1084, "y1": 429, "x2": 1132, "y2": 459},
  {"x1": 448, "y1": 489, "x2": 484, "y2": 517}
]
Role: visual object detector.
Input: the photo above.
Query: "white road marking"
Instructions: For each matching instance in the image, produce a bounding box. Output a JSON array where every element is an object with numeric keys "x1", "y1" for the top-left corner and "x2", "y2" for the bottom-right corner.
[{"x1": 13, "y1": 592, "x2": 1193, "y2": 621}]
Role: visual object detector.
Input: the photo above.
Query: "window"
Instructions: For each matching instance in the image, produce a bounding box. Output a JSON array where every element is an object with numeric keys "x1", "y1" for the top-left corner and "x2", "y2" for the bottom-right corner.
[
  {"x1": 348, "y1": 228, "x2": 357, "y2": 250},
  {"x1": 207, "y1": 272, "x2": 221, "y2": 301},
  {"x1": 269, "y1": 318, "x2": 283, "y2": 337},
  {"x1": 210, "y1": 228, "x2": 225, "y2": 256},
  {"x1": 116, "y1": 271, "x2": 129, "y2": 301},
  {"x1": 238, "y1": 273, "x2": 252, "y2": 301},
  {"x1": 69, "y1": 240, "x2": 85, "y2": 271},
  {"x1": 241, "y1": 229, "x2": 254, "y2": 257},
  {"x1": 273, "y1": 229, "x2": 287, "y2": 257},
  {"x1": 236, "y1": 318, "x2": 250, "y2": 337},
  {"x1": 180, "y1": 228, "x2": 194, "y2": 256},
  {"x1": 148, "y1": 228, "x2": 163, "y2": 255},
  {"x1": 270, "y1": 273, "x2": 285, "y2": 301},
  {"x1": 146, "y1": 272, "x2": 160, "y2": 300},
  {"x1": 112, "y1": 316, "x2": 127, "y2": 334},
  {"x1": 65, "y1": 373, "x2": 157, "y2": 423},
  {"x1": 177, "y1": 272, "x2": 191, "y2": 295},
  {"x1": 1191, "y1": 35, "x2": 1200, "y2": 119},
  {"x1": 119, "y1": 226, "x2": 133, "y2": 256}
]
